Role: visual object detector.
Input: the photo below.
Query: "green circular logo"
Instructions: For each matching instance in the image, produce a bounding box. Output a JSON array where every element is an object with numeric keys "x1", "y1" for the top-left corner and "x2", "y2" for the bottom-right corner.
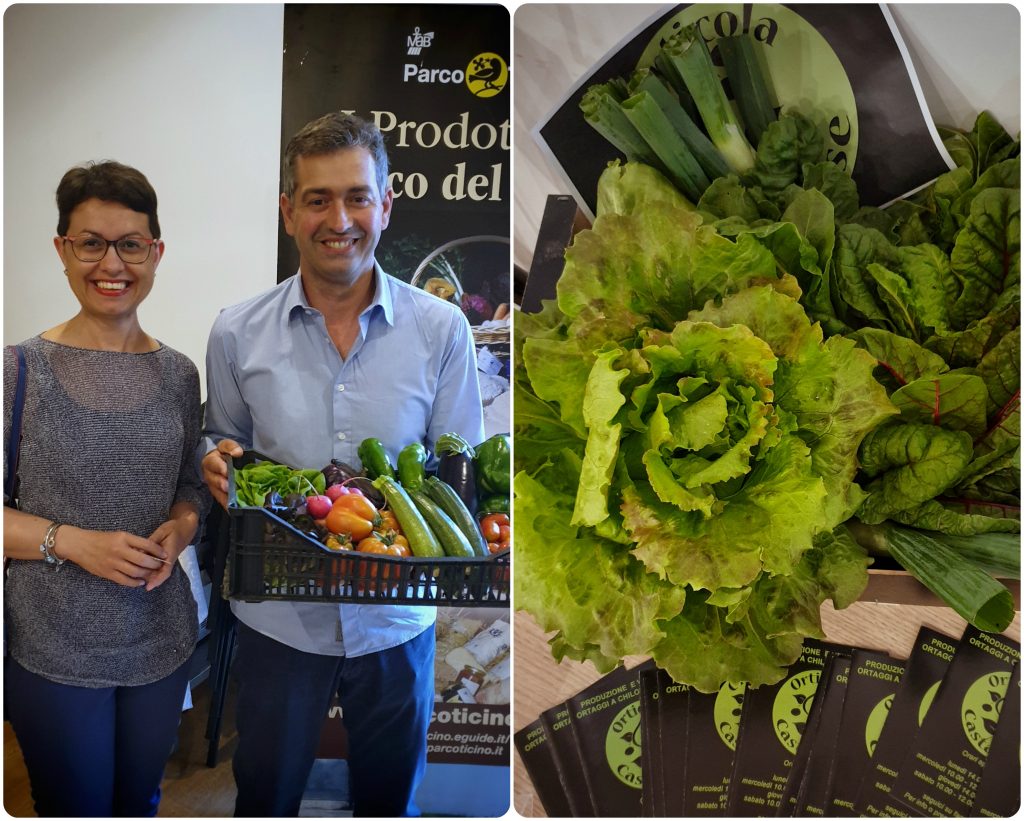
[
  {"x1": 771, "y1": 669, "x2": 820, "y2": 754},
  {"x1": 919, "y1": 680, "x2": 940, "y2": 727},
  {"x1": 865, "y1": 695, "x2": 894, "y2": 758},
  {"x1": 605, "y1": 701, "x2": 643, "y2": 789},
  {"x1": 637, "y1": 3, "x2": 858, "y2": 173},
  {"x1": 962, "y1": 672, "x2": 1011, "y2": 756},
  {"x1": 714, "y1": 681, "x2": 746, "y2": 751}
]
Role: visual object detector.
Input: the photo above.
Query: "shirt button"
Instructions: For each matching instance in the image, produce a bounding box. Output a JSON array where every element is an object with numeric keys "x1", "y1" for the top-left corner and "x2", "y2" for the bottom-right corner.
[
  {"x1": 337, "y1": 433, "x2": 347, "y2": 441},
  {"x1": 337, "y1": 384, "x2": 345, "y2": 392}
]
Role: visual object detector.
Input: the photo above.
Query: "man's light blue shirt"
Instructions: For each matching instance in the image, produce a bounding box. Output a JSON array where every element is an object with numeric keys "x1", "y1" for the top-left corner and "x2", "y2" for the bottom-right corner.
[{"x1": 203, "y1": 265, "x2": 485, "y2": 657}]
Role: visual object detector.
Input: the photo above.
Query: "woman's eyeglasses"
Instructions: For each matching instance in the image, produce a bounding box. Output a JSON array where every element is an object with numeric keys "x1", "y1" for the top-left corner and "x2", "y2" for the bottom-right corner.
[{"x1": 61, "y1": 234, "x2": 158, "y2": 264}]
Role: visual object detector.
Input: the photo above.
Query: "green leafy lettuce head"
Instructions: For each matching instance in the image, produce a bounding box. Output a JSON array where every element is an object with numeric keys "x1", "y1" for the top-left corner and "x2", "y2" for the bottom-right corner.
[
  {"x1": 514, "y1": 161, "x2": 897, "y2": 690},
  {"x1": 606, "y1": 284, "x2": 897, "y2": 592}
]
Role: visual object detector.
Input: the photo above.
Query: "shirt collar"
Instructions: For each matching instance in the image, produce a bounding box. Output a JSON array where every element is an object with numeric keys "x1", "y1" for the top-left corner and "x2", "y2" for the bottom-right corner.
[{"x1": 285, "y1": 262, "x2": 395, "y2": 327}]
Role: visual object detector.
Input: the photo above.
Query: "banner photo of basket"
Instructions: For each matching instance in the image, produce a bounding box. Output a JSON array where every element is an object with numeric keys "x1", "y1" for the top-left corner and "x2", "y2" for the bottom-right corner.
[{"x1": 411, "y1": 234, "x2": 512, "y2": 349}]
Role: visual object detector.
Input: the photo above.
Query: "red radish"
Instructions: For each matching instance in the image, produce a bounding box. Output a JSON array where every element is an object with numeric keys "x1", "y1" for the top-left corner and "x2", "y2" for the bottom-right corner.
[
  {"x1": 325, "y1": 483, "x2": 350, "y2": 502},
  {"x1": 347, "y1": 486, "x2": 365, "y2": 497},
  {"x1": 306, "y1": 495, "x2": 333, "y2": 519}
]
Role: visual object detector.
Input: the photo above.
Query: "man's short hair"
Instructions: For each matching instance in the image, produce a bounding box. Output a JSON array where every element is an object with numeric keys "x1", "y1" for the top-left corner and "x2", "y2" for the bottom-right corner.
[
  {"x1": 282, "y1": 112, "x2": 389, "y2": 200},
  {"x1": 56, "y1": 161, "x2": 160, "y2": 238}
]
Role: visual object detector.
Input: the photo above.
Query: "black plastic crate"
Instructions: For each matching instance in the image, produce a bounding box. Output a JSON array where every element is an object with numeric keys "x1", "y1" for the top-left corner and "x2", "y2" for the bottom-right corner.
[{"x1": 223, "y1": 451, "x2": 510, "y2": 606}]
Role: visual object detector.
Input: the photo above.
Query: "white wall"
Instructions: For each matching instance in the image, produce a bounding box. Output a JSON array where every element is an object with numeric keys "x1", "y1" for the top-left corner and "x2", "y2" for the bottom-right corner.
[
  {"x1": 3, "y1": 4, "x2": 285, "y2": 398},
  {"x1": 888, "y1": 3, "x2": 1021, "y2": 137}
]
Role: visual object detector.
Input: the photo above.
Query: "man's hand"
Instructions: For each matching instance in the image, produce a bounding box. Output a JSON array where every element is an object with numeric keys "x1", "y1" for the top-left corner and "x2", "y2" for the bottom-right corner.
[{"x1": 202, "y1": 439, "x2": 244, "y2": 509}]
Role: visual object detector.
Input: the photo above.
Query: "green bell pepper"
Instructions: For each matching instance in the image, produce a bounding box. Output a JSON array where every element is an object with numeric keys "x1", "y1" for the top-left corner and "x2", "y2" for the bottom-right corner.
[
  {"x1": 397, "y1": 442, "x2": 428, "y2": 491},
  {"x1": 357, "y1": 437, "x2": 395, "y2": 480},
  {"x1": 478, "y1": 494, "x2": 510, "y2": 516},
  {"x1": 474, "y1": 433, "x2": 510, "y2": 496}
]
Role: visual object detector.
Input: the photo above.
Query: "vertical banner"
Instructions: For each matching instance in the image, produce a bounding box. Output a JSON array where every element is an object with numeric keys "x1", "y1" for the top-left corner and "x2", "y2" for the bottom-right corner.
[
  {"x1": 283, "y1": 8, "x2": 511, "y2": 814},
  {"x1": 318, "y1": 608, "x2": 511, "y2": 767},
  {"x1": 281, "y1": 4, "x2": 512, "y2": 434},
  {"x1": 432, "y1": 607, "x2": 511, "y2": 765},
  {"x1": 280, "y1": 4, "x2": 510, "y2": 315}
]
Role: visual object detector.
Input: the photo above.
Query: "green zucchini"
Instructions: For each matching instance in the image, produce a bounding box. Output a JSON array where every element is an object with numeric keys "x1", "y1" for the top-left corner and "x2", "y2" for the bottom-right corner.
[
  {"x1": 408, "y1": 489, "x2": 476, "y2": 558},
  {"x1": 373, "y1": 477, "x2": 443, "y2": 558},
  {"x1": 424, "y1": 475, "x2": 488, "y2": 557}
]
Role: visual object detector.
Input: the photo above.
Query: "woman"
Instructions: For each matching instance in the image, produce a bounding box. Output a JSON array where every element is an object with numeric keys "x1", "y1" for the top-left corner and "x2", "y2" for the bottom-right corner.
[{"x1": 3, "y1": 161, "x2": 208, "y2": 817}]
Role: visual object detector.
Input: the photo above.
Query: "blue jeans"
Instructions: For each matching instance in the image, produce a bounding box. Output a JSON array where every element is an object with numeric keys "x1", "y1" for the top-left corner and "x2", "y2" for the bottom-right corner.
[
  {"x1": 232, "y1": 622, "x2": 435, "y2": 817},
  {"x1": 4, "y1": 657, "x2": 191, "y2": 817}
]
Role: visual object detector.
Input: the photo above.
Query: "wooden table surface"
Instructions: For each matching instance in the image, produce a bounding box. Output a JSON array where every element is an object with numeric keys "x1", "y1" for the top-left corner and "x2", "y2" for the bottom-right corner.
[{"x1": 512, "y1": 601, "x2": 1022, "y2": 817}]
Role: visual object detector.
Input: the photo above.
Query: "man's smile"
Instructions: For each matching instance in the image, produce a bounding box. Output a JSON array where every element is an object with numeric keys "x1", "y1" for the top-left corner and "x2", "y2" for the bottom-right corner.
[{"x1": 321, "y1": 236, "x2": 359, "y2": 250}]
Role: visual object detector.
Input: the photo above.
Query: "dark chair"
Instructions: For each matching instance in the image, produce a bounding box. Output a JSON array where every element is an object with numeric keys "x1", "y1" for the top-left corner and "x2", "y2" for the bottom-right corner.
[{"x1": 203, "y1": 504, "x2": 238, "y2": 768}]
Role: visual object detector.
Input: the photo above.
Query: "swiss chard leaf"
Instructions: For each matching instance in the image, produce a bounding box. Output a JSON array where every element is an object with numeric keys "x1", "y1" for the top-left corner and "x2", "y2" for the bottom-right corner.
[
  {"x1": 949, "y1": 187, "x2": 1021, "y2": 328},
  {"x1": 856, "y1": 423, "x2": 975, "y2": 523},
  {"x1": 850, "y1": 327, "x2": 949, "y2": 391},
  {"x1": 890, "y1": 372, "x2": 989, "y2": 437}
]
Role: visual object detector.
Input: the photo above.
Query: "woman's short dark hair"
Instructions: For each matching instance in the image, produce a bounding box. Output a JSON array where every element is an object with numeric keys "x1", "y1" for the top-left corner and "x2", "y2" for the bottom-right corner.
[
  {"x1": 56, "y1": 161, "x2": 160, "y2": 238},
  {"x1": 282, "y1": 112, "x2": 389, "y2": 200}
]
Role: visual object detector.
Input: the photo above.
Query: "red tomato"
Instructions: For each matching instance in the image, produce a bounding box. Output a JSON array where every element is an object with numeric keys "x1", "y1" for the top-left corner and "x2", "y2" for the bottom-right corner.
[
  {"x1": 479, "y1": 513, "x2": 510, "y2": 542},
  {"x1": 480, "y1": 518, "x2": 501, "y2": 543},
  {"x1": 356, "y1": 537, "x2": 405, "y2": 593},
  {"x1": 378, "y1": 510, "x2": 402, "y2": 534}
]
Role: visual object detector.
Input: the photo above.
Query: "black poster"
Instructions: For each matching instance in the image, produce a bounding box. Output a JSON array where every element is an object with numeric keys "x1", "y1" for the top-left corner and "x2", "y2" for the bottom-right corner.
[
  {"x1": 280, "y1": 5, "x2": 510, "y2": 327},
  {"x1": 536, "y1": 3, "x2": 953, "y2": 214}
]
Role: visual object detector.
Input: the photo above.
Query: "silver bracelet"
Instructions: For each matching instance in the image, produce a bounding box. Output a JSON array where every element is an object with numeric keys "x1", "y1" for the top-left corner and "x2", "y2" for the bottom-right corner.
[{"x1": 39, "y1": 522, "x2": 66, "y2": 568}]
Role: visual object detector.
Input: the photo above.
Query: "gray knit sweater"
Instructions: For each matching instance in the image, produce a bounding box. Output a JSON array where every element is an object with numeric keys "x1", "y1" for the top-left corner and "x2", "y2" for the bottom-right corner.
[{"x1": 3, "y1": 336, "x2": 206, "y2": 687}]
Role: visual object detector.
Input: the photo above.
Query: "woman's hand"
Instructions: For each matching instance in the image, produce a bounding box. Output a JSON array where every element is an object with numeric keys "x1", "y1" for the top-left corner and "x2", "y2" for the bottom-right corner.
[
  {"x1": 144, "y1": 503, "x2": 200, "y2": 591},
  {"x1": 54, "y1": 526, "x2": 168, "y2": 588}
]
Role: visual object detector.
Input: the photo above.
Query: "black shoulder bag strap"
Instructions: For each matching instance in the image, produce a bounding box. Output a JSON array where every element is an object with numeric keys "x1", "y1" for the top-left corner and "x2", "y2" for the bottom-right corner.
[
  {"x1": 4, "y1": 344, "x2": 26, "y2": 663},
  {"x1": 5, "y1": 344, "x2": 27, "y2": 509}
]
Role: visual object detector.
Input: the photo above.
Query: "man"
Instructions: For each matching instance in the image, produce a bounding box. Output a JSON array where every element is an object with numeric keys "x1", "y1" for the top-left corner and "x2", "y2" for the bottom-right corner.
[{"x1": 201, "y1": 112, "x2": 485, "y2": 817}]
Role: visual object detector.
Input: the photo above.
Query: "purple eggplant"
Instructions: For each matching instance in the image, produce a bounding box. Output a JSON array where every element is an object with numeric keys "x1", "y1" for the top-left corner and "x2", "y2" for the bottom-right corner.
[{"x1": 435, "y1": 432, "x2": 478, "y2": 516}]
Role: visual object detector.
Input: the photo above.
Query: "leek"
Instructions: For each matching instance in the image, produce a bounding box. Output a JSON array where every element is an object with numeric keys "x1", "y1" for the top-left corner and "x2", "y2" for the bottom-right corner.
[
  {"x1": 718, "y1": 35, "x2": 777, "y2": 146},
  {"x1": 652, "y1": 52, "x2": 701, "y2": 125},
  {"x1": 628, "y1": 68, "x2": 730, "y2": 181},
  {"x1": 848, "y1": 520, "x2": 1016, "y2": 633},
  {"x1": 580, "y1": 82, "x2": 667, "y2": 173},
  {"x1": 621, "y1": 90, "x2": 708, "y2": 201},
  {"x1": 661, "y1": 24, "x2": 757, "y2": 173},
  {"x1": 931, "y1": 532, "x2": 1021, "y2": 580}
]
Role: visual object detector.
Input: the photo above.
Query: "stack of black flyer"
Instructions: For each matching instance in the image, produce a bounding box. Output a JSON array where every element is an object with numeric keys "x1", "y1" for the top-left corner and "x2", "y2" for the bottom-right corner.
[{"x1": 515, "y1": 626, "x2": 1020, "y2": 817}]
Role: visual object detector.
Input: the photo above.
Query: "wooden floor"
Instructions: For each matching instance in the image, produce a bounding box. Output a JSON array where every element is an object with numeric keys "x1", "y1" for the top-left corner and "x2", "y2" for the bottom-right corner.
[{"x1": 3, "y1": 676, "x2": 240, "y2": 817}]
